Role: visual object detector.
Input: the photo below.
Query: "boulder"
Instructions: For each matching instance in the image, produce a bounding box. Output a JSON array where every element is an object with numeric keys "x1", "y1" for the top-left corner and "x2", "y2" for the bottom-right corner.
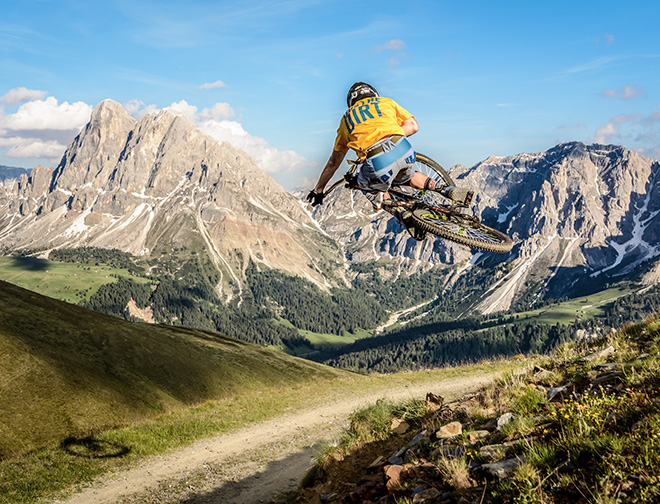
[
  {"x1": 480, "y1": 456, "x2": 525, "y2": 480},
  {"x1": 385, "y1": 465, "x2": 406, "y2": 491},
  {"x1": 391, "y1": 418, "x2": 410, "y2": 434},
  {"x1": 547, "y1": 385, "x2": 568, "y2": 401},
  {"x1": 580, "y1": 345, "x2": 616, "y2": 362},
  {"x1": 412, "y1": 487, "x2": 441, "y2": 503},
  {"x1": 435, "y1": 421, "x2": 462, "y2": 439},
  {"x1": 468, "y1": 430, "x2": 491, "y2": 443},
  {"x1": 496, "y1": 412, "x2": 516, "y2": 430},
  {"x1": 425, "y1": 392, "x2": 444, "y2": 413}
]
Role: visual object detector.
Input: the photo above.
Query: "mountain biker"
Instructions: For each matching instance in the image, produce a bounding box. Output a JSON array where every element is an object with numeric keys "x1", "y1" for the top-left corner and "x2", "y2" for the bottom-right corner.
[{"x1": 306, "y1": 82, "x2": 471, "y2": 224}]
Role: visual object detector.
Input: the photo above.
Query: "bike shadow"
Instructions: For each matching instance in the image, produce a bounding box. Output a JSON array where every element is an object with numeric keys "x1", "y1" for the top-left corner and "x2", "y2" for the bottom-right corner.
[{"x1": 61, "y1": 435, "x2": 131, "y2": 459}]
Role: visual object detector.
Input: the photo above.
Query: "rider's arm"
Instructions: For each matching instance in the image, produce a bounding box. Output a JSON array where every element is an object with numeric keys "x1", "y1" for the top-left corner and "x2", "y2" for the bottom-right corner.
[
  {"x1": 314, "y1": 149, "x2": 347, "y2": 193},
  {"x1": 402, "y1": 116, "x2": 419, "y2": 137}
]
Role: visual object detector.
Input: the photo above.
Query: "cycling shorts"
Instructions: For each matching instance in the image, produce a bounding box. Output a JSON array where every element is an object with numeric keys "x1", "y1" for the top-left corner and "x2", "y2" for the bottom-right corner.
[{"x1": 356, "y1": 135, "x2": 416, "y2": 194}]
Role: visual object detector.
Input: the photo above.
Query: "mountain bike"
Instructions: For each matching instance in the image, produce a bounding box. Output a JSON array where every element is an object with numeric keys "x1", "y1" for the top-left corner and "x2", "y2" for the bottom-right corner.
[{"x1": 323, "y1": 153, "x2": 513, "y2": 253}]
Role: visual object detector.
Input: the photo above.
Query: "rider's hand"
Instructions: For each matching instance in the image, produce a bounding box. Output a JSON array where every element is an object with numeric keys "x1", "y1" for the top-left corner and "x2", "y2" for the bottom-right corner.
[{"x1": 306, "y1": 190, "x2": 324, "y2": 207}]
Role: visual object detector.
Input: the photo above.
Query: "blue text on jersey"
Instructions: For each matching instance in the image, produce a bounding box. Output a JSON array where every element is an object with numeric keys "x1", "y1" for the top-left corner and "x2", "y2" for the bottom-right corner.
[{"x1": 342, "y1": 97, "x2": 383, "y2": 134}]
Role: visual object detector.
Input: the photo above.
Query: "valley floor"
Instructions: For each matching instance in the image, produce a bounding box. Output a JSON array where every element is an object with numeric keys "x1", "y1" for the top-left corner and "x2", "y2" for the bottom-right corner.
[{"x1": 49, "y1": 371, "x2": 502, "y2": 504}]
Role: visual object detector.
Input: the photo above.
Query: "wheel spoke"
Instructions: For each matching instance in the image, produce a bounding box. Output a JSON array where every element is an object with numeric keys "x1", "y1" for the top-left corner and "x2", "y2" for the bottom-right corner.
[{"x1": 409, "y1": 153, "x2": 455, "y2": 205}]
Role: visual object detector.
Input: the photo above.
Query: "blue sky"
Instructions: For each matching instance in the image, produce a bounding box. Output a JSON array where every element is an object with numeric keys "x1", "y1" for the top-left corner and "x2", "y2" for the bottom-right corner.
[{"x1": 1, "y1": 0, "x2": 659, "y2": 190}]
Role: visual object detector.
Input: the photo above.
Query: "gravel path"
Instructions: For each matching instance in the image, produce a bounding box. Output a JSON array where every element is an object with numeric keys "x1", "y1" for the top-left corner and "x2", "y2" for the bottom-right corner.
[{"x1": 51, "y1": 372, "x2": 499, "y2": 504}]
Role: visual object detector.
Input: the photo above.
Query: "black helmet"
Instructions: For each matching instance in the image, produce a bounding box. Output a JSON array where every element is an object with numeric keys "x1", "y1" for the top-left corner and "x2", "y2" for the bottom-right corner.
[{"x1": 347, "y1": 82, "x2": 378, "y2": 107}]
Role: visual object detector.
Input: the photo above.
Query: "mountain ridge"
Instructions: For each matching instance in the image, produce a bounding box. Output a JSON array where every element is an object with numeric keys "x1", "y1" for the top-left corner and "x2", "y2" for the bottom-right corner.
[
  {"x1": 1, "y1": 99, "x2": 659, "y2": 314},
  {"x1": 454, "y1": 142, "x2": 660, "y2": 312},
  {"x1": 0, "y1": 100, "x2": 345, "y2": 299}
]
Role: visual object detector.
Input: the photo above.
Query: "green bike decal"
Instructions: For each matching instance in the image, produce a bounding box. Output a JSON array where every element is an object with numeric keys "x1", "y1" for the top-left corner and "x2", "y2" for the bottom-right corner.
[
  {"x1": 421, "y1": 212, "x2": 447, "y2": 221},
  {"x1": 420, "y1": 213, "x2": 467, "y2": 235}
]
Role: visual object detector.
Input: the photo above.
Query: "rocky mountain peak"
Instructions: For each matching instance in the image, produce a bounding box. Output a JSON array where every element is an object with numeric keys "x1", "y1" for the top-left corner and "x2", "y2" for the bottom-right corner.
[
  {"x1": 92, "y1": 98, "x2": 134, "y2": 125},
  {"x1": 47, "y1": 100, "x2": 136, "y2": 202},
  {"x1": 447, "y1": 142, "x2": 660, "y2": 312},
  {"x1": 0, "y1": 100, "x2": 345, "y2": 297},
  {"x1": 1, "y1": 101, "x2": 658, "y2": 312}
]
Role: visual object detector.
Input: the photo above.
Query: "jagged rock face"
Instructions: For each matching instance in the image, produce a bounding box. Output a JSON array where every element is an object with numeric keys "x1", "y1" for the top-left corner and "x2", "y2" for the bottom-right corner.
[
  {"x1": 0, "y1": 100, "x2": 344, "y2": 297},
  {"x1": 310, "y1": 142, "x2": 659, "y2": 313},
  {"x1": 1, "y1": 105, "x2": 658, "y2": 313},
  {"x1": 450, "y1": 142, "x2": 660, "y2": 312}
]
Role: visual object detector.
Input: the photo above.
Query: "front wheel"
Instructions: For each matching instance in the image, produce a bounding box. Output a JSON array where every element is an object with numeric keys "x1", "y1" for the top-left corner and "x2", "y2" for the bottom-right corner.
[{"x1": 409, "y1": 207, "x2": 513, "y2": 253}]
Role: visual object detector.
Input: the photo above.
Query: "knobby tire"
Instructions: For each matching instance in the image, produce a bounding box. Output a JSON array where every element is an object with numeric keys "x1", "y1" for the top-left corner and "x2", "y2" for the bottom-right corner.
[{"x1": 409, "y1": 208, "x2": 513, "y2": 253}]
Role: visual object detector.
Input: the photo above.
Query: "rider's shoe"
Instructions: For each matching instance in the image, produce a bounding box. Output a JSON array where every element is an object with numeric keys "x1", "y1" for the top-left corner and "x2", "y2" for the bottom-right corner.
[{"x1": 435, "y1": 185, "x2": 474, "y2": 205}]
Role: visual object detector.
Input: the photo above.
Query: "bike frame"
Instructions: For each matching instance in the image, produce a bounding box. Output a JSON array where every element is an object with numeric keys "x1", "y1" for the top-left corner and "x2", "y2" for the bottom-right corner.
[{"x1": 323, "y1": 159, "x2": 477, "y2": 226}]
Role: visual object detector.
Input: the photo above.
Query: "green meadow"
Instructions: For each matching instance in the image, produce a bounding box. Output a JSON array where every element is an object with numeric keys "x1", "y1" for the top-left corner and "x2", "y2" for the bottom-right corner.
[
  {"x1": 0, "y1": 256, "x2": 149, "y2": 303},
  {"x1": 511, "y1": 286, "x2": 632, "y2": 325}
]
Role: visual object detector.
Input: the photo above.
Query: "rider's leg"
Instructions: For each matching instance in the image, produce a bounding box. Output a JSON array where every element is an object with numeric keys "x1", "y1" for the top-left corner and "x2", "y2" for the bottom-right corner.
[
  {"x1": 357, "y1": 141, "x2": 411, "y2": 211},
  {"x1": 409, "y1": 172, "x2": 473, "y2": 205},
  {"x1": 410, "y1": 172, "x2": 430, "y2": 189},
  {"x1": 357, "y1": 151, "x2": 427, "y2": 240}
]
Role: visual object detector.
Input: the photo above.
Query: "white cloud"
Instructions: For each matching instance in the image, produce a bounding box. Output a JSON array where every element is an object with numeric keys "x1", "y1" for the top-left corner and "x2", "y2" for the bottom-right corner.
[
  {"x1": 134, "y1": 100, "x2": 308, "y2": 174},
  {"x1": 563, "y1": 56, "x2": 619, "y2": 76},
  {"x1": 0, "y1": 94, "x2": 309, "y2": 175},
  {"x1": 593, "y1": 114, "x2": 640, "y2": 143},
  {"x1": 377, "y1": 39, "x2": 406, "y2": 52},
  {"x1": 600, "y1": 85, "x2": 645, "y2": 101},
  {"x1": 196, "y1": 118, "x2": 310, "y2": 174},
  {"x1": 200, "y1": 102, "x2": 234, "y2": 120},
  {"x1": 166, "y1": 100, "x2": 199, "y2": 122},
  {"x1": 166, "y1": 100, "x2": 235, "y2": 122},
  {"x1": 123, "y1": 99, "x2": 159, "y2": 119},
  {"x1": 0, "y1": 96, "x2": 92, "y2": 162},
  {"x1": 376, "y1": 39, "x2": 408, "y2": 68},
  {"x1": 200, "y1": 80, "x2": 228, "y2": 90},
  {"x1": 0, "y1": 87, "x2": 48, "y2": 106},
  {"x1": 0, "y1": 97, "x2": 92, "y2": 131},
  {"x1": 593, "y1": 122, "x2": 620, "y2": 144},
  {"x1": 591, "y1": 110, "x2": 659, "y2": 156},
  {"x1": 0, "y1": 136, "x2": 65, "y2": 158}
]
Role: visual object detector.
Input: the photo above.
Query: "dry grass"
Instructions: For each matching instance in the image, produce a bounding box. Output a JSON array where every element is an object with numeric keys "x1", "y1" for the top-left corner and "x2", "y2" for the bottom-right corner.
[{"x1": 437, "y1": 456, "x2": 474, "y2": 490}]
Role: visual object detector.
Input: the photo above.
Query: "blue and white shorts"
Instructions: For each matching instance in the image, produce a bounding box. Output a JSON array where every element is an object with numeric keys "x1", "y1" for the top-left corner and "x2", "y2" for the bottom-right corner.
[{"x1": 357, "y1": 136, "x2": 416, "y2": 195}]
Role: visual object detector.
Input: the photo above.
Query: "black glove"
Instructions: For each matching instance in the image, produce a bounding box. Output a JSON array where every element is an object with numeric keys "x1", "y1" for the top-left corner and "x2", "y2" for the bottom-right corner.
[{"x1": 306, "y1": 190, "x2": 324, "y2": 207}]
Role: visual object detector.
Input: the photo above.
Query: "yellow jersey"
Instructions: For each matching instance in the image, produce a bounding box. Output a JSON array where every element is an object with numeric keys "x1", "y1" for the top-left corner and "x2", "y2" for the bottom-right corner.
[{"x1": 333, "y1": 96, "x2": 414, "y2": 160}]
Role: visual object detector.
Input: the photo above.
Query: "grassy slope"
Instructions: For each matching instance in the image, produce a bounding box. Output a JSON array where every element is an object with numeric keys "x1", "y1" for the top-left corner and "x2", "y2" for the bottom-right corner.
[
  {"x1": 0, "y1": 280, "x2": 521, "y2": 504},
  {"x1": 0, "y1": 279, "x2": 347, "y2": 459},
  {"x1": 510, "y1": 285, "x2": 633, "y2": 325},
  {"x1": 305, "y1": 316, "x2": 660, "y2": 503}
]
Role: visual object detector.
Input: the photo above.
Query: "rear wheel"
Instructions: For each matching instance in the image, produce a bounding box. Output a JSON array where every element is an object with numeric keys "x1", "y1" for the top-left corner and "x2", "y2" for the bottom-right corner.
[
  {"x1": 414, "y1": 153, "x2": 453, "y2": 186},
  {"x1": 409, "y1": 207, "x2": 513, "y2": 253}
]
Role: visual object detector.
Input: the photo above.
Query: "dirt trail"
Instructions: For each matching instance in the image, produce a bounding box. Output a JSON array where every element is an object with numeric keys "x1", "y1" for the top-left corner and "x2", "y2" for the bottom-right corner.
[{"x1": 51, "y1": 372, "x2": 499, "y2": 504}]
